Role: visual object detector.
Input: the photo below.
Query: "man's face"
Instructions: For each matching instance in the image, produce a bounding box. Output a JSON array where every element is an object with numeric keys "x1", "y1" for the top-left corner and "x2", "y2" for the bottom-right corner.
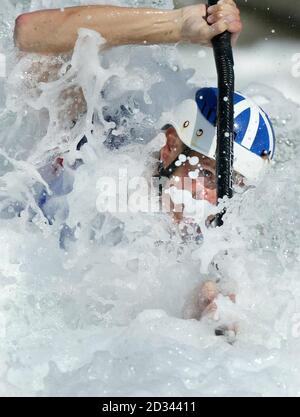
[{"x1": 160, "y1": 127, "x2": 217, "y2": 221}]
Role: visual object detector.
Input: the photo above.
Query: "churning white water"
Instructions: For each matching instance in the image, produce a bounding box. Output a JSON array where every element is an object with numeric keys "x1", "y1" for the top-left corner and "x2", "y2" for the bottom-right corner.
[{"x1": 0, "y1": 0, "x2": 300, "y2": 397}]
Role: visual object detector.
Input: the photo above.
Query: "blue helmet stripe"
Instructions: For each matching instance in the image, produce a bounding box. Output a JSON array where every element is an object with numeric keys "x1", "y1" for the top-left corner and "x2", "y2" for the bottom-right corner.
[
  {"x1": 195, "y1": 87, "x2": 276, "y2": 160},
  {"x1": 250, "y1": 113, "x2": 269, "y2": 157}
]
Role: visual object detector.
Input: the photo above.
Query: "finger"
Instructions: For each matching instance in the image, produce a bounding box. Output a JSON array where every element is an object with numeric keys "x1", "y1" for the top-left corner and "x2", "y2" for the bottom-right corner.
[
  {"x1": 208, "y1": 19, "x2": 229, "y2": 37},
  {"x1": 207, "y1": 11, "x2": 240, "y2": 25},
  {"x1": 228, "y1": 19, "x2": 243, "y2": 35},
  {"x1": 207, "y1": 19, "x2": 242, "y2": 43},
  {"x1": 207, "y1": 4, "x2": 239, "y2": 15},
  {"x1": 218, "y1": 0, "x2": 238, "y2": 7}
]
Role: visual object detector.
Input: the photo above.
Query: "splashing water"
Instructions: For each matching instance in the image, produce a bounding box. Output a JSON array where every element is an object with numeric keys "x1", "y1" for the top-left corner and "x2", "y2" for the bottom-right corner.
[{"x1": 0, "y1": 0, "x2": 300, "y2": 397}]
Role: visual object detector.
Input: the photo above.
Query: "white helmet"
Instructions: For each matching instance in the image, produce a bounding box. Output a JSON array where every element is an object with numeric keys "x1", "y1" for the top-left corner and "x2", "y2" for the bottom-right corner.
[{"x1": 162, "y1": 88, "x2": 276, "y2": 181}]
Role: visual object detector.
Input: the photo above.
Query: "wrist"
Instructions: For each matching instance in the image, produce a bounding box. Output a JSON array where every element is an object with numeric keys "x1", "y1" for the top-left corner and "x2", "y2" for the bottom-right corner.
[
  {"x1": 177, "y1": 7, "x2": 188, "y2": 42},
  {"x1": 150, "y1": 9, "x2": 182, "y2": 44},
  {"x1": 169, "y1": 9, "x2": 183, "y2": 43}
]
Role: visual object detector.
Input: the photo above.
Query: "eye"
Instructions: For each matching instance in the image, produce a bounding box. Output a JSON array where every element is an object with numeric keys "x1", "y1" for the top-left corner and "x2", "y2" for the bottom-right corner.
[
  {"x1": 202, "y1": 169, "x2": 216, "y2": 184},
  {"x1": 203, "y1": 169, "x2": 213, "y2": 178}
]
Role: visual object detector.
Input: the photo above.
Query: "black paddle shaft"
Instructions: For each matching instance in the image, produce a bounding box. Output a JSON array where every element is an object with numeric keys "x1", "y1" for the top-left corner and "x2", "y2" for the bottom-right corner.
[{"x1": 208, "y1": 0, "x2": 235, "y2": 201}]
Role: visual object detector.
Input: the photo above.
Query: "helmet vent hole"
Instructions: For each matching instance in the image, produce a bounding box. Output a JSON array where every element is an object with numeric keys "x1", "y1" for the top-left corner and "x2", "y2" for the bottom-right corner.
[
  {"x1": 261, "y1": 150, "x2": 272, "y2": 160},
  {"x1": 196, "y1": 129, "x2": 204, "y2": 137},
  {"x1": 183, "y1": 121, "x2": 190, "y2": 128}
]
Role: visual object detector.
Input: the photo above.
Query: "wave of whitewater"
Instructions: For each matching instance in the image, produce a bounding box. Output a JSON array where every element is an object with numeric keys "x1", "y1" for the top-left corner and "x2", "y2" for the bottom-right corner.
[{"x1": 0, "y1": 0, "x2": 300, "y2": 396}]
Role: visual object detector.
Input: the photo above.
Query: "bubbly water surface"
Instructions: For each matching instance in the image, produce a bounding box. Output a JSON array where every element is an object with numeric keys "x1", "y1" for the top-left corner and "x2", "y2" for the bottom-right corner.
[{"x1": 0, "y1": 0, "x2": 300, "y2": 397}]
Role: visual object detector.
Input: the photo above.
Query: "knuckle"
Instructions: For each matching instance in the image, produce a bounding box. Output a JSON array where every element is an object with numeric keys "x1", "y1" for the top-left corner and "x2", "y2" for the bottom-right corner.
[
  {"x1": 230, "y1": 20, "x2": 242, "y2": 32},
  {"x1": 217, "y1": 21, "x2": 225, "y2": 30}
]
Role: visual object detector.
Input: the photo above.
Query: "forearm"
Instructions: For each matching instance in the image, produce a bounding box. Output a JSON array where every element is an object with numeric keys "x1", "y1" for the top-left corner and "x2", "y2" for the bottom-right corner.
[{"x1": 15, "y1": 5, "x2": 183, "y2": 54}]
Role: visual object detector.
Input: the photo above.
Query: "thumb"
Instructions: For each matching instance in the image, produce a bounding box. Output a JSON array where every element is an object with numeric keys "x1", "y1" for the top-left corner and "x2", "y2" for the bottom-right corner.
[{"x1": 208, "y1": 19, "x2": 229, "y2": 39}]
